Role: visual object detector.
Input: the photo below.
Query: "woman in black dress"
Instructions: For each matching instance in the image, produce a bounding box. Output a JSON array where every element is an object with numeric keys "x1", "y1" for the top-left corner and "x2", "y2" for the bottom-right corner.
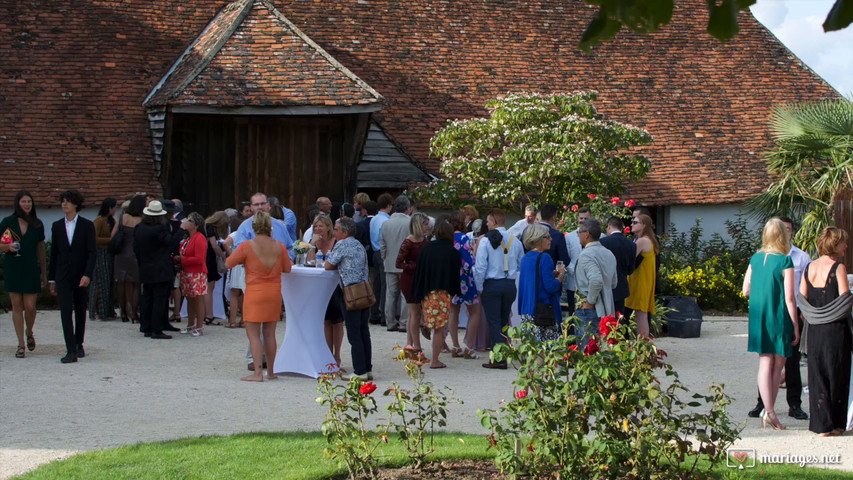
[{"x1": 799, "y1": 227, "x2": 851, "y2": 436}]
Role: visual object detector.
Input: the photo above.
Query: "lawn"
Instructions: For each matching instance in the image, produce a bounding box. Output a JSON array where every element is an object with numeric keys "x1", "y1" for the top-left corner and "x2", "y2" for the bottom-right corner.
[{"x1": 13, "y1": 432, "x2": 853, "y2": 479}]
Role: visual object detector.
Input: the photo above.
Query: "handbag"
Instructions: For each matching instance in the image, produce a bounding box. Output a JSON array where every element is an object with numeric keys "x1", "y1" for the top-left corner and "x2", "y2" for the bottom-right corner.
[
  {"x1": 216, "y1": 255, "x2": 228, "y2": 275},
  {"x1": 107, "y1": 227, "x2": 124, "y2": 254},
  {"x1": 532, "y1": 252, "x2": 557, "y2": 328},
  {"x1": 341, "y1": 247, "x2": 376, "y2": 311}
]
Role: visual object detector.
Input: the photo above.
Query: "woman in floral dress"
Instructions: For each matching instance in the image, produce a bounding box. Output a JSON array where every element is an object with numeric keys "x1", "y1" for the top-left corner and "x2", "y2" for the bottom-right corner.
[{"x1": 447, "y1": 211, "x2": 481, "y2": 359}]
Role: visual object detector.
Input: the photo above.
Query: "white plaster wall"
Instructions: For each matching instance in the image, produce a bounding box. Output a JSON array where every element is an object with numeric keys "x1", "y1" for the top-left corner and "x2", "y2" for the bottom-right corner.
[{"x1": 666, "y1": 203, "x2": 762, "y2": 241}]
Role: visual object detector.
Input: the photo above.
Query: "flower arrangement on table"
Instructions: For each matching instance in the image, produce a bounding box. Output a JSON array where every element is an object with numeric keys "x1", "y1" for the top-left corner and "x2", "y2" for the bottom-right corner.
[{"x1": 292, "y1": 240, "x2": 312, "y2": 255}]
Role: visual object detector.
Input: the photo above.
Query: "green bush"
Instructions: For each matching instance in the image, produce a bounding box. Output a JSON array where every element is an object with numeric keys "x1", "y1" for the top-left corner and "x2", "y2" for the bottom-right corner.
[
  {"x1": 479, "y1": 319, "x2": 742, "y2": 479},
  {"x1": 659, "y1": 217, "x2": 758, "y2": 313}
]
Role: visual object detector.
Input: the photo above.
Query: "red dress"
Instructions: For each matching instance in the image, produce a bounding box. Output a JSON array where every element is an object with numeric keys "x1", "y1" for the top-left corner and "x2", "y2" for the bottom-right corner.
[{"x1": 396, "y1": 237, "x2": 426, "y2": 303}]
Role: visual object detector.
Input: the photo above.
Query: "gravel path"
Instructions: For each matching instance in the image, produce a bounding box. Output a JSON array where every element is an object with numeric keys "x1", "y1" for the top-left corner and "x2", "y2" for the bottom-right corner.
[{"x1": 1, "y1": 312, "x2": 851, "y2": 478}]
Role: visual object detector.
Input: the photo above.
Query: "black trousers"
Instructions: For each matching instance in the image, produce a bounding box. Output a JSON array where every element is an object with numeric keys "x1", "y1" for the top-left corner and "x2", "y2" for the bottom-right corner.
[
  {"x1": 481, "y1": 278, "x2": 517, "y2": 356},
  {"x1": 343, "y1": 307, "x2": 372, "y2": 375},
  {"x1": 56, "y1": 280, "x2": 88, "y2": 353},
  {"x1": 140, "y1": 281, "x2": 171, "y2": 334},
  {"x1": 370, "y1": 251, "x2": 385, "y2": 323}
]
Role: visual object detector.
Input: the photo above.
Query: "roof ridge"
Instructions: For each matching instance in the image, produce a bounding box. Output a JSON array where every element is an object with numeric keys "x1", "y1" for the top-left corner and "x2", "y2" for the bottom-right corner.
[
  {"x1": 143, "y1": 0, "x2": 254, "y2": 106},
  {"x1": 259, "y1": 0, "x2": 384, "y2": 102}
]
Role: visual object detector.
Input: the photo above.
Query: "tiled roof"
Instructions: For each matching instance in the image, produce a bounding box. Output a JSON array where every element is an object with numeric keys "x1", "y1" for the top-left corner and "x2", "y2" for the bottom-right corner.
[
  {"x1": 0, "y1": 0, "x2": 840, "y2": 206},
  {"x1": 145, "y1": 0, "x2": 383, "y2": 108}
]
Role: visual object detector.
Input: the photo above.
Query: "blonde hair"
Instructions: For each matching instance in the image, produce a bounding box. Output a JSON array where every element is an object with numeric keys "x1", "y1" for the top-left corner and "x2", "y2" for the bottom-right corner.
[
  {"x1": 409, "y1": 212, "x2": 430, "y2": 238},
  {"x1": 252, "y1": 211, "x2": 272, "y2": 236},
  {"x1": 634, "y1": 214, "x2": 660, "y2": 254},
  {"x1": 761, "y1": 218, "x2": 791, "y2": 255},
  {"x1": 313, "y1": 215, "x2": 334, "y2": 240},
  {"x1": 205, "y1": 211, "x2": 230, "y2": 238},
  {"x1": 353, "y1": 192, "x2": 370, "y2": 205},
  {"x1": 462, "y1": 204, "x2": 479, "y2": 221},
  {"x1": 817, "y1": 227, "x2": 849, "y2": 258},
  {"x1": 522, "y1": 223, "x2": 550, "y2": 250}
]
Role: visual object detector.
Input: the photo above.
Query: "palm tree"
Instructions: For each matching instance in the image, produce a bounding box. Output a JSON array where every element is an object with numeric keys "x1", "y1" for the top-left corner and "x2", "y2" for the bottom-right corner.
[{"x1": 747, "y1": 98, "x2": 853, "y2": 253}]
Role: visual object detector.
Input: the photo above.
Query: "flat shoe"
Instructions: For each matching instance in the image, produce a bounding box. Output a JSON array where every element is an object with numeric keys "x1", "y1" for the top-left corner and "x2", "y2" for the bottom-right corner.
[
  {"x1": 27, "y1": 334, "x2": 35, "y2": 351},
  {"x1": 429, "y1": 363, "x2": 446, "y2": 369},
  {"x1": 482, "y1": 362, "x2": 507, "y2": 370}
]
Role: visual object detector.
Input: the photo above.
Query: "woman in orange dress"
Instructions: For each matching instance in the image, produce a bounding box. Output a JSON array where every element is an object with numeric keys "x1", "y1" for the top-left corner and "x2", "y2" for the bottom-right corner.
[{"x1": 226, "y1": 212, "x2": 292, "y2": 382}]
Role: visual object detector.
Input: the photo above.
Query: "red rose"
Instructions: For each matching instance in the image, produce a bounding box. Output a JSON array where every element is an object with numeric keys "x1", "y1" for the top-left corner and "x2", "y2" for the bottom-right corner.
[
  {"x1": 587, "y1": 194, "x2": 597, "y2": 199},
  {"x1": 359, "y1": 382, "x2": 377, "y2": 395},
  {"x1": 610, "y1": 197, "x2": 620, "y2": 205},
  {"x1": 571, "y1": 205, "x2": 579, "y2": 212},
  {"x1": 569, "y1": 345, "x2": 579, "y2": 352},
  {"x1": 584, "y1": 340, "x2": 599, "y2": 356},
  {"x1": 607, "y1": 338, "x2": 619, "y2": 345},
  {"x1": 623, "y1": 226, "x2": 631, "y2": 234},
  {"x1": 515, "y1": 390, "x2": 528, "y2": 399},
  {"x1": 624, "y1": 199, "x2": 636, "y2": 208},
  {"x1": 598, "y1": 315, "x2": 618, "y2": 336}
]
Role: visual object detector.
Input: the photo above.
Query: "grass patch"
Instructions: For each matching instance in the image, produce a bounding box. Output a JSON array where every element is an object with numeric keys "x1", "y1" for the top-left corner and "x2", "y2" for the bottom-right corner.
[{"x1": 13, "y1": 432, "x2": 853, "y2": 479}]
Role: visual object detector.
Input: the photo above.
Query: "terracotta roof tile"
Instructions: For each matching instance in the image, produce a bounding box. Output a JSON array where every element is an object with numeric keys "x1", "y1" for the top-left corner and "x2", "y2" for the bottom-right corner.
[{"x1": 0, "y1": 0, "x2": 840, "y2": 206}]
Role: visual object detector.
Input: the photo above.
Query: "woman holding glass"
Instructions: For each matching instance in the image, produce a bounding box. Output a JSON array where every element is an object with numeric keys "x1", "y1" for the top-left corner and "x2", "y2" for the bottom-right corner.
[
  {"x1": 177, "y1": 212, "x2": 208, "y2": 336},
  {"x1": 307, "y1": 215, "x2": 345, "y2": 369},
  {"x1": 742, "y1": 218, "x2": 799, "y2": 430},
  {"x1": 1, "y1": 191, "x2": 47, "y2": 358}
]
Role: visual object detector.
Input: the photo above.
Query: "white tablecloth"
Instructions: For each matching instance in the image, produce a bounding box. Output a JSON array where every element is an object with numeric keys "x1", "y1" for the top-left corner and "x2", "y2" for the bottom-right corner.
[
  {"x1": 274, "y1": 265, "x2": 339, "y2": 378},
  {"x1": 179, "y1": 277, "x2": 226, "y2": 319}
]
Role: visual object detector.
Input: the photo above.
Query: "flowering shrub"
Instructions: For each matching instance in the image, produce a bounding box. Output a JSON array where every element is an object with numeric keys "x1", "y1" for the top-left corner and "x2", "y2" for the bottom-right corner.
[
  {"x1": 384, "y1": 347, "x2": 461, "y2": 469},
  {"x1": 478, "y1": 320, "x2": 742, "y2": 479},
  {"x1": 317, "y1": 370, "x2": 388, "y2": 479},
  {"x1": 557, "y1": 193, "x2": 637, "y2": 233},
  {"x1": 659, "y1": 216, "x2": 758, "y2": 312}
]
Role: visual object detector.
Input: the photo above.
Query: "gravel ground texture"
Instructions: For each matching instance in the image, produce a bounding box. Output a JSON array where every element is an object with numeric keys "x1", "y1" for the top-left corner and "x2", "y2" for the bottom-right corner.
[{"x1": 1, "y1": 311, "x2": 851, "y2": 478}]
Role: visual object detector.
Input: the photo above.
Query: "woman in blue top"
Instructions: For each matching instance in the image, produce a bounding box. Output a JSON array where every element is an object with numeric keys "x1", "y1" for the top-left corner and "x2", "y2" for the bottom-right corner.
[{"x1": 517, "y1": 224, "x2": 566, "y2": 342}]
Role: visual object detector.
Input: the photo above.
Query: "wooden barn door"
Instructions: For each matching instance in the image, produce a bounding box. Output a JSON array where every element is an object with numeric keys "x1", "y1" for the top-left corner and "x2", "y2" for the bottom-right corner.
[{"x1": 167, "y1": 114, "x2": 345, "y2": 225}]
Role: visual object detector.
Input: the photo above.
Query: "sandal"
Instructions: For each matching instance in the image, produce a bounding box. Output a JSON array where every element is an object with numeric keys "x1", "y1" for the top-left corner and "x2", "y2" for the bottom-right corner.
[
  {"x1": 225, "y1": 323, "x2": 238, "y2": 329},
  {"x1": 463, "y1": 348, "x2": 480, "y2": 360},
  {"x1": 237, "y1": 321, "x2": 245, "y2": 328},
  {"x1": 429, "y1": 362, "x2": 446, "y2": 369},
  {"x1": 15, "y1": 346, "x2": 25, "y2": 358},
  {"x1": 204, "y1": 317, "x2": 223, "y2": 326},
  {"x1": 27, "y1": 334, "x2": 35, "y2": 351},
  {"x1": 451, "y1": 347, "x2": 464, "y2": 358}
]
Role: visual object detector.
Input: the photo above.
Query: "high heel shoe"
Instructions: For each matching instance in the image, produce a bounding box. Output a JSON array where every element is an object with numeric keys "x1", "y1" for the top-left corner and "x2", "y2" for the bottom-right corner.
[{"x1": 761, "y1": 410, "x2": 785, "y2": 430}]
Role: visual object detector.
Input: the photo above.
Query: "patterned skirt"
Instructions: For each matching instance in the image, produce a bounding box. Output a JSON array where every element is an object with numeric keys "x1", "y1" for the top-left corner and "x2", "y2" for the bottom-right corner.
[
  {"x1": 422, "y1": 290, "x2": 451, "y2": 330},
  {"x1": 520, "y1": 314, "x2": 561, "y2": 342},
  {"x1": 88, "y1": 248, "x2": 115, "y2": 319},
  {"x1": 180, "y1": 272, "x2": 208, "y2": 298}
]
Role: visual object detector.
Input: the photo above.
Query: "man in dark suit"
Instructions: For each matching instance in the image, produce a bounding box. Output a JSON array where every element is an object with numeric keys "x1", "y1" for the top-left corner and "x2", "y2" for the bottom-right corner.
[
  {"x1": 537, "y1": 203, "x2": 571, "y2": 268},
  {"x1": 356, "y1": 200, "x2": 377, "y2": 265},
  {"x1": 49, "y1": 190, "x2": 96, "y2": 363},
  {"x1": 599, "y1": 216, "x2": 636, "y2": 320}
]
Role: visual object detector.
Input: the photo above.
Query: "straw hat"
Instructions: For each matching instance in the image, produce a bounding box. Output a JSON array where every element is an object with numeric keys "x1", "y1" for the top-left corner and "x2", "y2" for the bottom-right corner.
[{"x1": 142, "y1": 200, "x2": 168, "y2": 216}]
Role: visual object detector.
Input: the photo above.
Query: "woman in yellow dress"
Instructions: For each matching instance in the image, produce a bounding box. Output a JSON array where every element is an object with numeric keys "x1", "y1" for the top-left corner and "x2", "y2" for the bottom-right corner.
[{"x1": 625, "y1": 214, "x2": 658, "y2": 338}]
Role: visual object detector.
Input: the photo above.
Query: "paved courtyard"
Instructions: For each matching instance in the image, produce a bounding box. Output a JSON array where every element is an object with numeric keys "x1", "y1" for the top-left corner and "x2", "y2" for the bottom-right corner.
[{"x1": 1, "y1": 312, "x2": 851, "y2": 478}]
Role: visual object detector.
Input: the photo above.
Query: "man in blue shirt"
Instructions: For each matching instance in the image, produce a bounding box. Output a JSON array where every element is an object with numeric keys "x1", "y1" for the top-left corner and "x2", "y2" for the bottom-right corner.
[
  {"x1": 234, "y1": 193, "x2": 293, "y2": 254},
  {"x1": 474, "y1": 208, "x2": 524, "y2": 369},
  {"x1": 368, "y1": 193, "x2": 394, "y2": 325}
]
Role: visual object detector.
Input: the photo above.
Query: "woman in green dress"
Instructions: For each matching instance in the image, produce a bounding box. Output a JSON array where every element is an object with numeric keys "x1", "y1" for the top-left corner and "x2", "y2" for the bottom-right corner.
[
  {"x1": 1, "y1": 191, "x2": 47, "y2": 358},
  {"x1": 742, "y1": 218, "x2": 800, "y2": 430}
]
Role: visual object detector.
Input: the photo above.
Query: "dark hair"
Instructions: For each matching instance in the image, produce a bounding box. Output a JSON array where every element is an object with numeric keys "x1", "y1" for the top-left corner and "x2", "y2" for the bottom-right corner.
[
  {"x1": 392, "y1": 195, "x2": 411, "y2": 213},
  {"x1": 58, "y1": 190, "x2": 85, "y2": 212},
  {"x1": 606, "y1": 216, "x2": 624, "y2": 231},
  {"x1": 450, "y1": 210, "x2": 467, "y2": 232},
  {"x1": 377, "y1": 193, "x2": 394, "y2": 210},
  {"x1": 487, "y1": 208, "x2": 506, "y2": 226},
  {"x1": 142, "y1": 213, "x2": 167, "y2": 226},
  {"x1": 778, "y1": 216, "x2": 796, "y2": 232},
  {"x1": 582, "y1": 218, "x2": 602, "y2": 241},
  {"x1": 539, "y1": 203, "x2": 558, "y2": 222},
  {"x1": 577, "y1": 206, "x2": 591, "y2": 215},
  {"x1": 305, "y1": 203, "x2": 320, "y2": 229},
  {"x1": 632, "y1": 205, "x2": 652, "y2": 217},
  {"x1": 125, "y1": 194, "x2": 146, "y2": 217},
  {"x1": 270, "y1": 204, "x2": 284, "y2": 221},
  {"x1": 364, "y1": 200, "x2": 379, "y2": 216},
  {"x1": 98, "y1": 197, "x2": 116, "y2": 217},
  {"x1": 433, "y1": 217, "x2": 454, "y2": 242},
  {"x1": 12, "y1": 190, "x2": 42, "y2": 227},
  {"x1": 340, "y1": 202, "x2": 355, "y2": 218}
]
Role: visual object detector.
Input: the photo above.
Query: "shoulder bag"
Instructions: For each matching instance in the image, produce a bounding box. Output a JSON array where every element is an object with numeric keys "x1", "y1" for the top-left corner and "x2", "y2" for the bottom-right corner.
[
  {"x1": 341, "y1": 245, "x2": 376, "y2": 311},
  {"x1": 533, "y1": 252, "x2": 557, "y2": 327}
]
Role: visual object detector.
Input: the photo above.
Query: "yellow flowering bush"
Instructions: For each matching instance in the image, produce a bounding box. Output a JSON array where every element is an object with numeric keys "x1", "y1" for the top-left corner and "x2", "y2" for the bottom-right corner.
[{"x1": 662, "y1": 254, "x2": 747, "y2": 312}]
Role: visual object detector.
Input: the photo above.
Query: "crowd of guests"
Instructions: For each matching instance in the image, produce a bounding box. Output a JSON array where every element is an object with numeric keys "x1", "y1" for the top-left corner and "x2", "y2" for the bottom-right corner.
[{"x1": 3, "y1": 190, "x2": 851, "y2": 433}]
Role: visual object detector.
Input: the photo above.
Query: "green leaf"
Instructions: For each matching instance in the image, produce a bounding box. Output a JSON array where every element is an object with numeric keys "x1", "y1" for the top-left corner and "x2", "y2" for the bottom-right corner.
[
  {"x1": 707, "y1": 0, "x2": 741, "y2": 42},
  {"x1": 824, "y1": 0, "x2": 853, "y2": 31}
]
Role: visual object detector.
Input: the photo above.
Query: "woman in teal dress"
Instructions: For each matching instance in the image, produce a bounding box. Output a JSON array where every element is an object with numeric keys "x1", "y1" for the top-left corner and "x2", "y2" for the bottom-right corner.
[
  {"x1": 1, "y1": 191, "x2": 47, "y2": 358},
  {"x1": 742, "y1": 218, "x2": 799, "y2": 430}
]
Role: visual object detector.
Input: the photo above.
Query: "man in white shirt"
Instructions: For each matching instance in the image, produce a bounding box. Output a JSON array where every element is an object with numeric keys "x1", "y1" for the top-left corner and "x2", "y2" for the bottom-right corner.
[
  {"x1": 507, "y1": 204, "x2": 537, "y2": 239},
  {"x1": 748, "y1": 216, "x2": 811, "y2": 420},
  {"x1": 369, "y1": 193, "x2": 394, "y2": 325},
  {"x1": 380, "y1": 195, "x2": 414, "y2": 332},
  {"x1": 475, "y1": 208, "x2": 524, "y2": 369},
  {"x1": 564, "y1": 207, "x2": 591, "y2": 316}
]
